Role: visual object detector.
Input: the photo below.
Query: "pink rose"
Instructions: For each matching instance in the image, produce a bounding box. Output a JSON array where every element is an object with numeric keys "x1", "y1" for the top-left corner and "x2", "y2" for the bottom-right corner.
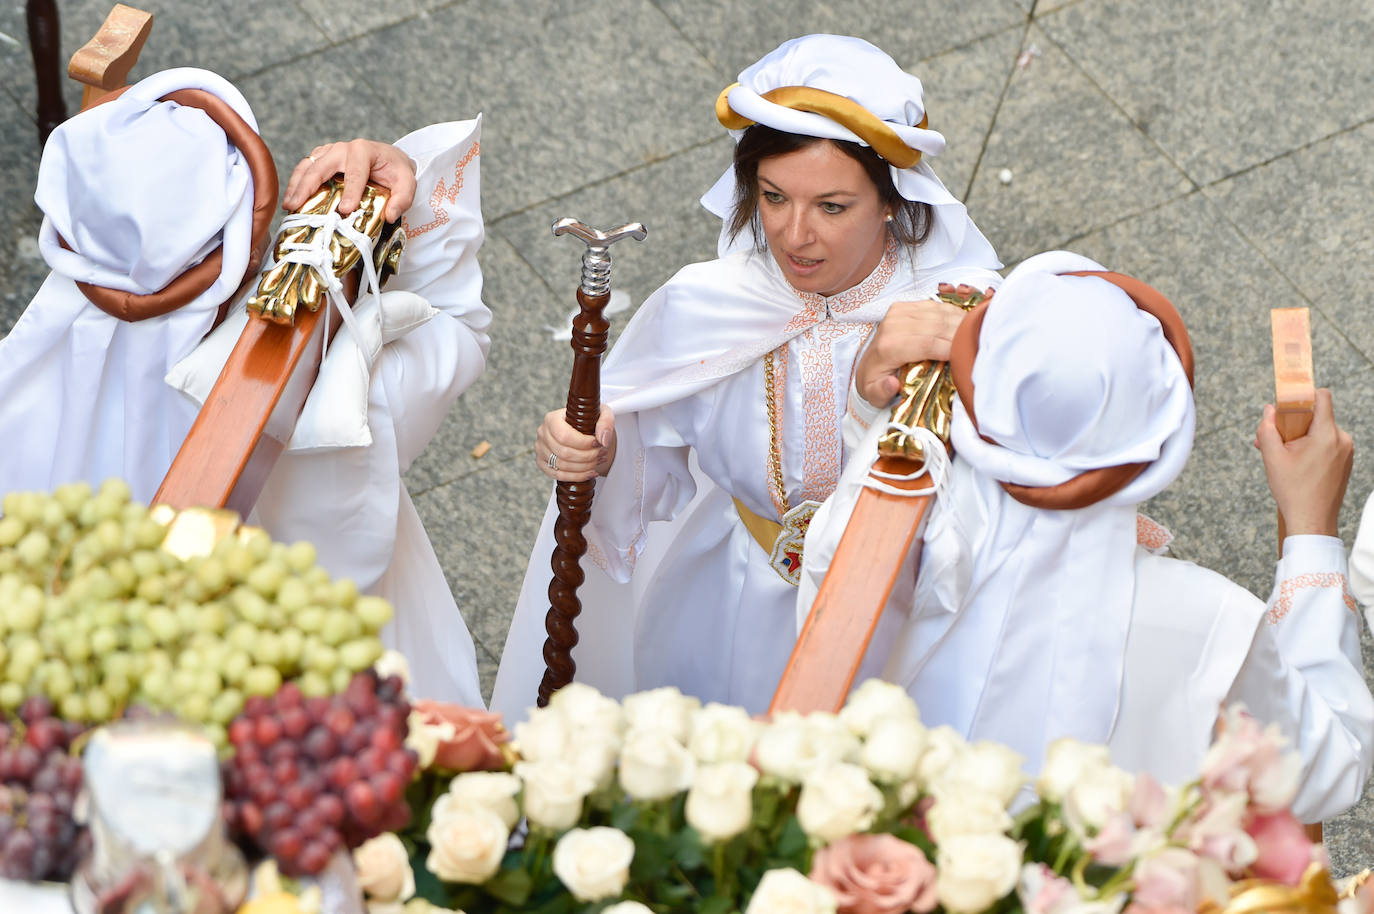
[
  {"x1": 1129, "y1": 773, "x2": 1168, "y2": 829},
  {"x1": 1085, "y1": 812, "x2": 1136, "y2": 866},
  {"x1": 810, "y1": 833, "x2": 938, "y2": 914},
  {"x1": 1201, "y1": 707, "x2": 1300, "y2": 813},
  {"x1": 411, "y1": 700, "x2": 511, "y2": 772},
  {"x1": 1246, "y1": 810, "x2": 1315, "y2": 886}
]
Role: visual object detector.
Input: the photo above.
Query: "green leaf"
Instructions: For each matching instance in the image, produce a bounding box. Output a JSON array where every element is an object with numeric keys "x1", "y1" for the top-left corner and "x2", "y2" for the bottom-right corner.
[
  {"x1": 773, "y1": 816, "x2": 807, "y2": 859},
  {"x1": 697, "y1": 895, "x2": 734, "y2": 914},
  {"x1": 670, "y1": 827, "x2": 707, "y2": 870},
  {"x1": 484, "y1": 867, "x2": 535, "y2": 906}
]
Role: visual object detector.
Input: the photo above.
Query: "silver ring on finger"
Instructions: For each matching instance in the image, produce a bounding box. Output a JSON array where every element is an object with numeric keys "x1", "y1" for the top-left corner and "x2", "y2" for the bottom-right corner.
[
  {"x1": 307, "y1": 154, "x2": 318, "y2": 163},
  {"x1": 547, "y1": 452, "x2": 558, "y2": 470}
]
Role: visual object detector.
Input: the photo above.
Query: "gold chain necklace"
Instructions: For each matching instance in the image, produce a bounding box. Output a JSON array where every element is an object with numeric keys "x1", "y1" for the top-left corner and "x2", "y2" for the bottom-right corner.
[{"x1": 764, "y1": 346, "x2": 788, "y2": 517}]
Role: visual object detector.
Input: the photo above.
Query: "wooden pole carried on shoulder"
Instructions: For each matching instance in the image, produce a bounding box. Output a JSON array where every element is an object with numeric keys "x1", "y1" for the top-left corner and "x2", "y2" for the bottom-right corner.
[{"x1": 538, "y1": 218, "x2": 646, "y2": 708}]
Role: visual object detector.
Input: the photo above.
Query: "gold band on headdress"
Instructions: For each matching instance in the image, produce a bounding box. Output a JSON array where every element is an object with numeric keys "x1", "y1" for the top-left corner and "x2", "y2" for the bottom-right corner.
[{"x1": 714, "y1": 83, "x2": 927, "y2": 168}]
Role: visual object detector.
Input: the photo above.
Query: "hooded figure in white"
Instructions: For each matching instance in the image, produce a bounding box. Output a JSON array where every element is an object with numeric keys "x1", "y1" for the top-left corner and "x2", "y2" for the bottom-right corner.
[
  {"x1": 491, "y1": 34, "x2": 1002, "y2": 721},
  {"x1": 0, "y1": 67, "x2": 490, "y2": 706},
  {"x1": 803, "y1": 251, "x2": 1374, "y2": 823}
]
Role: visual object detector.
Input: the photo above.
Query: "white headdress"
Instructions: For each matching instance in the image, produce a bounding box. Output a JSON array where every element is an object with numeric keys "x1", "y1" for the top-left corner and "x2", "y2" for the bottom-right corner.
[
  {"x1": 913, "y1": 251, "x2": 1195, "y2": 760},
  {"x1": 700, "y1": 34, "x2": 999, "y2": 271},
  {"x1": 0, "y1": 67, "x2": 270, "y2": 502}
]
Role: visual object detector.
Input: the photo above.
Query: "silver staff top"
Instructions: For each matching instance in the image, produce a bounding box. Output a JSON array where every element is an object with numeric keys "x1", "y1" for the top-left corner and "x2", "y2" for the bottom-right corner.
[{"x1": 552, "y1": 217, "x2": 648, "y2": 297}]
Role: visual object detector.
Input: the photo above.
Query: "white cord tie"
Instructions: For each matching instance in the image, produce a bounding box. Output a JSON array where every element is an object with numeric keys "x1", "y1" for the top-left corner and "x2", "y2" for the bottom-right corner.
[
  {"x1": 861, "y1": 422, "x2": 950, "y2": 499},
  {"x1": 268, "y1": 210, "x2": 382, "y2": 361}
]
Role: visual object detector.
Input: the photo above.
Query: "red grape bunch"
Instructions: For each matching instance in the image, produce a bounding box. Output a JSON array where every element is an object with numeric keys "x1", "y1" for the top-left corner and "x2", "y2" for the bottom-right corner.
[
  {"x1": 223, "y1": 670, "x2": 416, "y2": 875},
  {"x1": 0, "y1": 696, "x2": 90, "y2": 881}
]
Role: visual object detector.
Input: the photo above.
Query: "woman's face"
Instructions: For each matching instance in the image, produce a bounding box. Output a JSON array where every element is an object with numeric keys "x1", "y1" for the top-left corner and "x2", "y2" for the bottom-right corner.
[{"x1": 756, "y1": 140, "x2": 891, "y2": 297}]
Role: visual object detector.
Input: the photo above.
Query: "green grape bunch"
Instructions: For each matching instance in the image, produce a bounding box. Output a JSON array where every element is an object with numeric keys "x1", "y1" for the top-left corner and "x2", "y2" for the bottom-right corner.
[{"x1": 0, "y1": 480, "x2": 394, "y2": 748}]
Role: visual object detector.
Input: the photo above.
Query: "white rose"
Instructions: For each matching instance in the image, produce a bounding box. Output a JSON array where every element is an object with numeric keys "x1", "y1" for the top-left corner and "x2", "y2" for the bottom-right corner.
[
  {"x1": 405, "y1": 709, "x2": 456, "y2": 770},
  {"x1": 936, "y1": 833, "x2": 1022, "y2": 913},
  {"x1": 513, "y1": 706, "x2": 576, "y2": 762},
  {"x1": 623, "y1": 687, "x2": 701, "y2": 743},
  {"x1": 440, "y1": 771, "x2": 522, "y2": 829},
  {"x1": 689, "y1": 702, "x2": 759, "y2": 763},
  {"x1": 425, "y1": 804, "x2": 508, "y2": 884},
  {"x1": 859, "y1": 715, "x2": 926, "y2": 784},
  {"x1": 568, "y1": 734, "x2": 621, "y2": 792},
  {"x1": 552, "y1": 827, "x2": 635, "y2": 902},
  {"x1": 353, "y1": 833, "x2": 415, "y2": 902},
  {"x1": 756, "y1": 712, "x2": 859, "y2": 784},
  {"x1": 925, "y1": 787, "x2": 1013, "y2": 845},
  {"x1": 619, "y1": 727, "x2": 695, "y2": 801},
  {"x1": 1038, "y1": 738, "x2": 1113, "y2": 804},
  {"x1": 515, "y1": 758, "x2": 596, "y2": 831},
  {"x1": 401, "y1": 900, "x2": 464, "y2": 914},
  {"x1": 930, "y1": 740, "x2": 1025, "y2": 808},
  {"x1": 602, "y1": 903, "x2": 654, "y2": 914},
  {"x1": 686, "y1": 761, "x2": 759, "y2": 843},
  {"x1": 745, "y1": 867, "x2": 838, "y2": 914},
  {"x1": 915, "y1": 725, "x2": 968, "y2": 789},
  {"x1": 840, "y1": 679, "x2": 920, "y2": 737},
  {"x1": 796, "y1": 762, "x2": 883, "y2": 844},
  {"x1": 1063, "y1": 765, "x2": 1135, "y2": 839},
  {"x1": 547, "y1": 682, "x2": 625, "y2": 738}
]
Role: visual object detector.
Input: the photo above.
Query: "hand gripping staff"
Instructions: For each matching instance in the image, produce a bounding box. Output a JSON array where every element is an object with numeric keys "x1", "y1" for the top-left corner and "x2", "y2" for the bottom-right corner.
[{"x1": 538, "y1": 218, "x2": 647, "y2": 707}]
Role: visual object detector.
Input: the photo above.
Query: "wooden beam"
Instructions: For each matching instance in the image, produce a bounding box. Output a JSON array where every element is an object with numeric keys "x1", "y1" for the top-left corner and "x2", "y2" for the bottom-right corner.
[{"x1": 770, "y1": 457, "x2": 932, "y2": 714}]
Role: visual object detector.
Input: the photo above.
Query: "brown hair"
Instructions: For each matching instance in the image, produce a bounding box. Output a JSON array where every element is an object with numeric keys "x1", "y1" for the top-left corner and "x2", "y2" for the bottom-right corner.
[{"x1": 726, "y1": 124, "x2": 934, "y2": 251}]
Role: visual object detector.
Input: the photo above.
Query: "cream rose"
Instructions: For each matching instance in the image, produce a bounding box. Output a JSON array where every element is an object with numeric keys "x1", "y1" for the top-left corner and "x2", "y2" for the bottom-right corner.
[
  {"x1": 513, "y1": 705, "x2": 576, "y2": 762},
  {"x1": 1038, "y1": 738, "x2": 1113, "y2": 804},
  {"x1": 914, "y1": 725, "x2": 968, "y2": 789},
  {"x1": 745, "y1": 867, "x2": 838, "y2": 914},
  {"x1": 935, "y1": 833, "x2": 1022, "y2": 913},
  {"x1": 439, "y1": 771, "x2": 522, "y2": 829},
  {"x1": 1062, "y1": 765, "x2": 1135, "y2": 839},
  {"x1": 602, "y1": 903, "x2": 654, "y2": 914},
  {"x1": 405, "y1": 708, "x2": 457, "y2": 770},
  {"x1": 860, "y1": 714, "x2": 926, "y2": 784},
  {"x1": 925, "y1": 788, "x2": 1013, "y2": 845},
  {"x1": 796, "y1": 762, "x2": 884, "y2": 844},
  {"x1": 425, "y1": 804, "x2": 508, "y2": 884},
  {"x1": 515, "y1": 758, "x2": 596, "y2": 831},
  {"x1": 618, "y1": 727, "x2": 695, "y2": 801},
  {"x1": 686, "y1": 761, "x2": 759, "y2": 843},
  {"x1": 546, "y1": 682, "x2": 625, "y2": 738},
  {"x1": 552, "y1": 827, "x2": 635, "y2": 902},
  {"x1": 756, "y1": 712, "x2": 860, "y2": 784},
  {"x1": 353, "y1": 833, "x2": 415, "y2": 902},
  {"x1": 929, "y1": 741, "x2": 1024, "y2": 808},
  {"x1": 689, "y1": 702, "x2": 759, "y2": 763},
  {"x1": 623, "y1": 687, "x2": 701, "y2": 743},
  {"x1": 840, "y1": 679, "x2": 920, "y2": 737},
  {"x1": 568, "y1": 734, "x2": 621, "y2": 792},
  {"x1": 400, "y1": 900, "x2": 464, "y2": 914}
]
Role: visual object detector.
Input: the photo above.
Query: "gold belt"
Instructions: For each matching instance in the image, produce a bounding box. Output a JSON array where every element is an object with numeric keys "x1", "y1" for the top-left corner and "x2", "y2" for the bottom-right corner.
[
  {"x1": 732, "y1": 497, "x2": 820, "y2": 586},
  {"x1": 733, "y1": 497, "x2": 784, "y2": 556}
]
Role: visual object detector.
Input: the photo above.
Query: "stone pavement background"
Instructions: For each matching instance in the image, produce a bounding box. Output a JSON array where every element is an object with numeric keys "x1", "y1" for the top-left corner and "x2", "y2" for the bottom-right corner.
[{"x1": 2, "y1": 0, "x2": 1372, "y2": 869}]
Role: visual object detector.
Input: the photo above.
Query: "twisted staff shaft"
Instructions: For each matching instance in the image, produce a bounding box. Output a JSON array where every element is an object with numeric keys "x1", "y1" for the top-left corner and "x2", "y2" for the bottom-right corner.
[{"x1": 538, "y1": 286, "x2": 610, "y2": 706}]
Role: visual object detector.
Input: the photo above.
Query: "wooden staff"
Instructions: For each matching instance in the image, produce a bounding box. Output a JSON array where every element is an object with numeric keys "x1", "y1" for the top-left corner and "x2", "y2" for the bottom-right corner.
[{"x1": 538, "y1": 218, "x2": 646, "y2": 707}]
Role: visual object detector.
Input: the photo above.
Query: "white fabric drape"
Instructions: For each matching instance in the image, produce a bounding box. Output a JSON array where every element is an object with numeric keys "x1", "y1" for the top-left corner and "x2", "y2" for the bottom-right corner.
[
  {"x1": 0, "y1": 75, "x2": 489, "y2": 706},
  {"x1": 490, "y1": 247, "x2": 1001, "y2": 723}
]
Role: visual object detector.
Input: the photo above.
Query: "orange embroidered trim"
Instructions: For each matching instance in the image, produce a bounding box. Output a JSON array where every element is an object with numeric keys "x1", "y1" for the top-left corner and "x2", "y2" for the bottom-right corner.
[
  {"x1": 1136, "y1": 513, "x2": 1172, "y2": 552},
  {"x1": 784, "y1": 239, "x2": 898, "y2": 333},
  {"x1": 401, "y1": 140, "x2": 481, "y2": 238},
  {"x1": 1266, "y1": 572, "x2": 1359, "y2": 624}
]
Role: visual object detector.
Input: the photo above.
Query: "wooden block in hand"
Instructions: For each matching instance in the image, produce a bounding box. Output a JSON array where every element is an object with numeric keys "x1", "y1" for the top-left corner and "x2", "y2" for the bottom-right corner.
[{"x1": 1271, "y1": 307, "x2": 1314, "y2": 442}]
